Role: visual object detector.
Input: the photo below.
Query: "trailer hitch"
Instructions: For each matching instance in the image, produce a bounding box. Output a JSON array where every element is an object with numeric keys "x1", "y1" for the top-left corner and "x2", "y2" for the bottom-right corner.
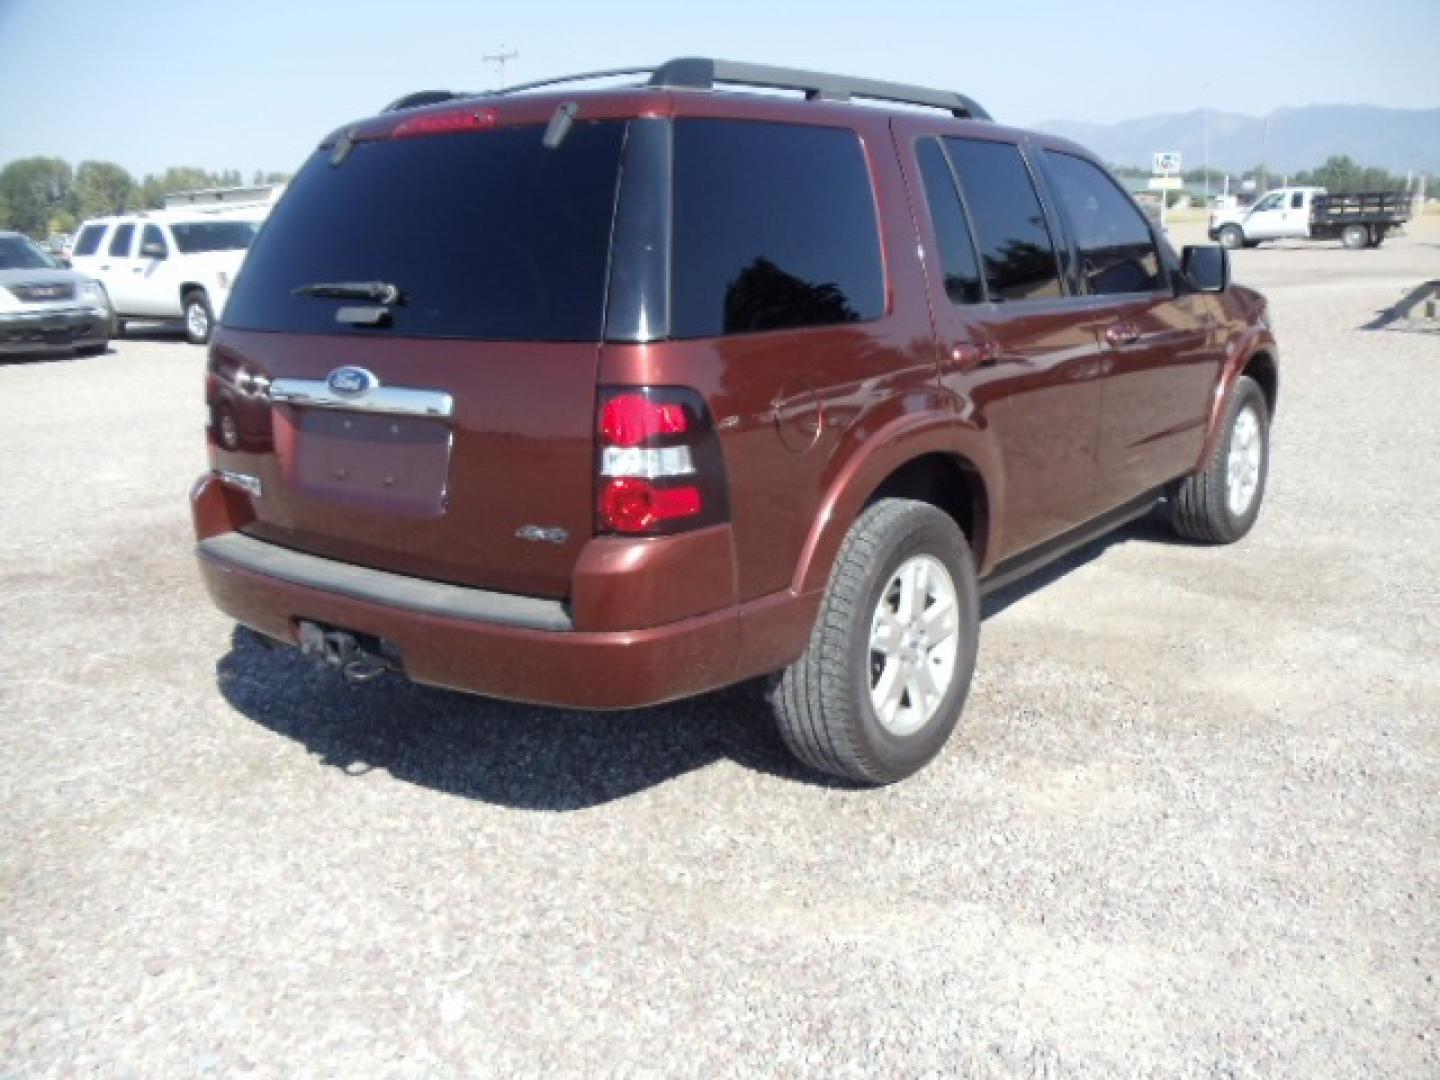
[{"x1": 297, "y1": 620, "x2": 395, "y2": 685}]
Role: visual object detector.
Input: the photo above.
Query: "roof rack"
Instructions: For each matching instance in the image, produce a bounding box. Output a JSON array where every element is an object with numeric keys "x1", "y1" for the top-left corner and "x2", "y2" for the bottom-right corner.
[
  {"x1": 380, "y1": 57, "x2": 990, "y2": 121},
  {"x1": 648, "y1": 58, "x2": 990, "y2": 120}
]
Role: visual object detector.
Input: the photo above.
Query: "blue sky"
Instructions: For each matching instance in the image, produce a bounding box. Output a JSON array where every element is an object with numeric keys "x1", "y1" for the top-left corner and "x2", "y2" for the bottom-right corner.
[{"x1": 2, "y1": 0, "x2": 1436, "y2": 176}]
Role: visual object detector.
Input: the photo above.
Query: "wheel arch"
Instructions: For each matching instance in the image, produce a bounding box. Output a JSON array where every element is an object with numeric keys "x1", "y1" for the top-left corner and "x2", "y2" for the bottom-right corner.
[{"x1": 791, "y1": 411, "x2": 1003, "y2": 596}]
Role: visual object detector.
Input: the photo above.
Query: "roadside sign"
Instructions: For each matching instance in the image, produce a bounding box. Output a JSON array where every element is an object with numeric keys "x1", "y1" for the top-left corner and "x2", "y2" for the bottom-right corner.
[
  {"x1": 1148, "y1": 176, "x2": 1183, "y2": 190},
  {"x1": 1153, "y1": 151, "x2": 1182, "y2": 177}
]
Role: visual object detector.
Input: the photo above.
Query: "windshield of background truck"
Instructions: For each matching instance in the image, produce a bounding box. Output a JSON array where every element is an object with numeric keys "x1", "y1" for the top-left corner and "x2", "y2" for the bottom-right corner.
[
  {"x1": 0, "y1": 235, "x2": 58, "y2": 270},
  {"x1": 170, "y1": 221, "x2": 261, "y2": 254}
]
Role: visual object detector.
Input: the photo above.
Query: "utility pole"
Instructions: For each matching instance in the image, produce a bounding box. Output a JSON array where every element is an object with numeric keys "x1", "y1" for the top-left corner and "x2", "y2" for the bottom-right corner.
[{"x1": 484, "y1": 45, "x2": 518, "y2": 90}]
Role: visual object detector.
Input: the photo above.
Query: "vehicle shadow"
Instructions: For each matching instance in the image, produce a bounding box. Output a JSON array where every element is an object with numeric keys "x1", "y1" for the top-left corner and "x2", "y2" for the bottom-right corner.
[
  {"x1": 216, "y1": 627, "x2": 836, "y2": 812},
  {"x1": 981, "y1": 507, "x2": 1182, "y2": 619},
  {"x1": 215, "y1": 506, "x2": 1181, "y2": 810}
]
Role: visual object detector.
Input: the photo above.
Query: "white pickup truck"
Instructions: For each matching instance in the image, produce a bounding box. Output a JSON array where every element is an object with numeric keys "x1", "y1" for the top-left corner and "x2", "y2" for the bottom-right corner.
[
  {"x1": 68, "y1": 208, "x2": 262, "y2": 343},
  {"x1": 1209, "y1": 186, "x2": 1411, "y2": 250}
]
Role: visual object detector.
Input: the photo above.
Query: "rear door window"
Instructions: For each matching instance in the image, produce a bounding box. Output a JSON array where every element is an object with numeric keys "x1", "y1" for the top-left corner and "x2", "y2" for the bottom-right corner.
[
  {"x1": 141, "y1": 223, "x2": 168, "y2": 257},
  {"x1": 224, "y1": 122, "x2": 625, "y2": 341},
  {"x1": 942, "y1": 138, "x2": 1063, "y2": 302},
  {"x1": 73, "y1": 223, "x2": 107, "y2": 257},
  {"x1": 915, "y1": 138, "x2": 984, "y2": 304},
  {"x1": 1042, "y1": 150, "x2": 1165, "y2": 295},
  {"x1": 670, "y1": 119, "x2": 884, "y2": 337},
  {"x1": 107, "y1": 223, "x2": 135, "y2": 257}
]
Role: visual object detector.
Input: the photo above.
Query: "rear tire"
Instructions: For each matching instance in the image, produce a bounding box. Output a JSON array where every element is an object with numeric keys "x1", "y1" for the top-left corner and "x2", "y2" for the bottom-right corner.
[
  {"x1": 1218, "y1": 224, "x2": 1245, "y2": 250},
  {"x1": 183, "y1": 290, "x2": 213, "y2": 345},
  {"x1": 1170, "y1": 375, "x2": 1270, "y2": 544},
  {"x1": 772, "y1": 499, "x2": 979, "y2": 785},
  {"x1": 1341, "y1": 224, "x2": 1369, "y2": 250}
]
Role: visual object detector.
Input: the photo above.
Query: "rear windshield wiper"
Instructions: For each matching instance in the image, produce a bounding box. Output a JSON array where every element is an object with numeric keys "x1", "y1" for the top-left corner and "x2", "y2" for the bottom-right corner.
[{"x1": 294, "y1": 281, "x2": 404, "y2": 305}]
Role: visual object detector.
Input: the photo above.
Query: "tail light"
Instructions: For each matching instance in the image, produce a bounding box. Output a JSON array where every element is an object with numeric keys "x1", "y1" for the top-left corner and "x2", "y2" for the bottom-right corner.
[{"x1": 596, "y1": 387, "x2": 729, "y2": 535}]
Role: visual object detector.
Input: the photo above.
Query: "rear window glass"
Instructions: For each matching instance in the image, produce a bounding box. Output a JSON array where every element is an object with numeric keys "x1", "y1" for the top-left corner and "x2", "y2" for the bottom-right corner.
[
  {"x1": 943, "y1": 138, "x2": 1063, "y2": 302},
  {"x1": 73, "y1": 223, "x2": 107, "y2": 257},
  {"x1": 671, "y1": 119, "x2": 884, "y2": 338},
  {"x1": 224, "y1": 121, "x2": 625, "y2": 341},
  {"x1": 171, "y1": 221, "x2": 258, "y2": 253}
]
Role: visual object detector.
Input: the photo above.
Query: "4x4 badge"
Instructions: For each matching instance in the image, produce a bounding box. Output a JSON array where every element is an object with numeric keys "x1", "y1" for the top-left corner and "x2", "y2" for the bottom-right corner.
[{"x1": 327, "y1": 366, "x2": 379, "y2": 397}]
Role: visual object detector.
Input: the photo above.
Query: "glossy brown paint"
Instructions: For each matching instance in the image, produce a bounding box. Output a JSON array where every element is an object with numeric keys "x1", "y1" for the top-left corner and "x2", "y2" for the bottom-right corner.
[{"x1": 194, "y1": 85, "x2": 1277, "y2": 710}]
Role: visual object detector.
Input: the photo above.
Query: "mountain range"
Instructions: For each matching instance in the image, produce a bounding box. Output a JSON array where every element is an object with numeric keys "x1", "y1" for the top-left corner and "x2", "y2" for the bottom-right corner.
[{"x1": 1036, "y1": 105, "x2": 1440, "y2": 176}]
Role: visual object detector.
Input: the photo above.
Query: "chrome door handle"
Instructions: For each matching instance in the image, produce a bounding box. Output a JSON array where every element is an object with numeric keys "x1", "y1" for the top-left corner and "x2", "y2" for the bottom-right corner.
[{"x1": 1105, "y1": 323, "x2": 1140, "y2": 346}]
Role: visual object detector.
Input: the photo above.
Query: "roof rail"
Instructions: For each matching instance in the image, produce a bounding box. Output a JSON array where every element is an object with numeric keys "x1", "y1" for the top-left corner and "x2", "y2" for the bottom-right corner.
[
  {"x1": 379, "y1": 58, "x2": 990, "y2": 121},
  {"x1": 649, "y1": 58, "x2": 990, "y2": 120}
]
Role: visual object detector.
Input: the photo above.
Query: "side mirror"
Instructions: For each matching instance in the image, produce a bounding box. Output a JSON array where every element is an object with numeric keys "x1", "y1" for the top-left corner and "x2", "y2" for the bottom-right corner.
[
  {"x1": 140, "y1": 242, "x2": 167, "y2": 259},
  {"x1": 1182, "y1": 244, "x2": 1229, "y2": 292}
]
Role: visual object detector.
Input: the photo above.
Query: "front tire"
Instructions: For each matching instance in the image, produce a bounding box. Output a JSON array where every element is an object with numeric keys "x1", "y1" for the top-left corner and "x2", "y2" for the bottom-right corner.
[
  {"x1": 772, "y1": 499, "x2": 979, "y2": 785},
  {"x1": 183, "y1": 290, "x2": 214, "y2": 345},
  {"x1": 1169, "y1": 375, "x2": 1270, "y2": 544}
]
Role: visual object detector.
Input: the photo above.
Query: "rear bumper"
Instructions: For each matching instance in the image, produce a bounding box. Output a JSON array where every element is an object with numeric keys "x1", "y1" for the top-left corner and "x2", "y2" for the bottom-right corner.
[
  {"x1": 0, "y1": 306, "x2": 109, "y2": 353},
  {"x1": 193, "y1": 473, "x2": 819, "y2": 709}
]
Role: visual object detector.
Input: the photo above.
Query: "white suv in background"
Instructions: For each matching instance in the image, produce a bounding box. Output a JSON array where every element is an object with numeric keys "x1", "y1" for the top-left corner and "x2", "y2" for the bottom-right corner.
[{"x1": 68, "y1": 209, "x2": 262, "y2": 344}]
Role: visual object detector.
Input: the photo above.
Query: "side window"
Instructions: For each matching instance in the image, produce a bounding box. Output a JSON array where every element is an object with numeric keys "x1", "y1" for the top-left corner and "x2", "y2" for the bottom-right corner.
[
  {"x1": 942, "y1": 138, "x2": 1063, "y2": 302},
  {"x1": 108, "y1": 222, "x2": 135, "y2": 257},
  {"x1": 916, "y1": 139, "x2": 984, "y2": 304},
  {"x1": 73, "y1": 223, "x2": 107, "y2": 257},
  {"x1": 671, "y1": 119, "x2": 885, "y2": 338},
  {"x1": 1253, "y1": 193, "x2": 1281, "y2": 212},
  {"x1": 1290, "y1": 191, "x2": 1304, "y2": 209},
  {"x1": 141, "y1": 223, "x2": 168, "y2": 256},
  {"x1": 1042, "y1": 151, "x2": 1165, "y2": 296}
]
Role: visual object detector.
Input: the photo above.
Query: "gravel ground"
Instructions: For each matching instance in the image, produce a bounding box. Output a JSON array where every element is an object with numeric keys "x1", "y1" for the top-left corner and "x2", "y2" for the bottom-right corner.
[{"x1": 2, "y1": 222, "x2": 1437, "y2": 1077}]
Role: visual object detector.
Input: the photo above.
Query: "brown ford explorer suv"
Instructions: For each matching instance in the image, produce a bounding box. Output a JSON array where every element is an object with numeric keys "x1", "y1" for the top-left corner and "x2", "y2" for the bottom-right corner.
[{"x1": 194, "y1": 58, "x2": 1277, "y2": 785}]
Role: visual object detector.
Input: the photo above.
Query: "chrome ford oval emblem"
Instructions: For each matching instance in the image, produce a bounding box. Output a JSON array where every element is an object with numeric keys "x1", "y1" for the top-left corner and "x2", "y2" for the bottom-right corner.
[{"x1": 327, "y1": 366, "x2": 378, "y2": 397}]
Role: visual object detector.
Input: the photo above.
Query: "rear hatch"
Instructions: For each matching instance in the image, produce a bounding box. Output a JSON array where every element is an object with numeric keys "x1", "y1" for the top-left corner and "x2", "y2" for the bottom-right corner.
[{"x1": 211, "y1": 116, "x2": 627, "y2": 599}]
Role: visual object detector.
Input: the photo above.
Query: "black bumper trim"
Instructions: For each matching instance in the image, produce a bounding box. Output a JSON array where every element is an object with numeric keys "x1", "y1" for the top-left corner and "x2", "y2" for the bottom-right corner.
[{"x1": 198, "y1": 532, "x2": 574, "y2": 632}]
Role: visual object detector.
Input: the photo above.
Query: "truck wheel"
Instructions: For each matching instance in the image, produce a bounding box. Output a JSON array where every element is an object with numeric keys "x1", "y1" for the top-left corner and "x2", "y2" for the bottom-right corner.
[
  {"x1": 771, "y1": 498, "x2": 979, "y2": 785},
  {"x1": 1341, "y1": 224, "x2": 1369, "y2": 250},
  {"x1": 1169, "y1": 375, "x2": 1270, "y2": 544},
  {"x1": 1218, "y1": 225, "x2": 1245, "y2": 250},
  {"x1": 183, "y1": 290, "x2": 213, "y2": 345}
]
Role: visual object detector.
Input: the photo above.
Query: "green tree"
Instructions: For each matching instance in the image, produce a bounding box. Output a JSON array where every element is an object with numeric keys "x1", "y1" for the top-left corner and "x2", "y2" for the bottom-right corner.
[
  {"x1": 0, "y1": 156, "x2": 73, "y2": 237},
  {"x1": 71, "y1": 160, "x2": 137, "y2": 220}
]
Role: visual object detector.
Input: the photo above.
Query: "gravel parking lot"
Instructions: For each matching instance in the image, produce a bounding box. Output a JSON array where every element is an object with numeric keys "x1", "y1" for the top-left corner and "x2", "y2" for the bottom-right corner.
[{"x1": 3, "y1": 222, "x2": 1437, "y2": 1076}]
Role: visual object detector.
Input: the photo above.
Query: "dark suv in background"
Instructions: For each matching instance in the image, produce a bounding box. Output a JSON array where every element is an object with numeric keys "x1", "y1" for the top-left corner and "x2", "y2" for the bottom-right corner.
[{"x1": 194, "y1": 59, "x2": 1278, "y2": 784}]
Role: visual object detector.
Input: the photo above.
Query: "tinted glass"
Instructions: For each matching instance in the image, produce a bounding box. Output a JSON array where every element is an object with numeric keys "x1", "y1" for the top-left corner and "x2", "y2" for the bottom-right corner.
[
  {"x1": 108, "y1": 223, "x2": 134, "y2": 257},
  {"x1": 224, "y1": 122, "x2": 624, "y2": 341},
  {"x1": 171, "y1": 221, "x2": 259, "y2": 253},
  {"x1": 141, "y1": 223, "x2": 168, "y2": 255},
  {"x1": 73, "y1": 223, "x2": 107, "y2": 256},
  {"x1": 916, "y1": 139, "x2": 983, "y2": 304},
  {"x1": 1043, "y1": 151, "x2": 1164, "y2": 295},
  {"x1": 943, "y1": 138, "x2": 1062, "y2": 302},
  {"x1": 1253, "y1": 193, "x2": 1281, "y2": 212},
  {"x1": 671, "y1": 119, "x2": 884, "y2": 338},
  {"x1": 0, "y1": 235, "x2": 54, "y2": 270}
]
